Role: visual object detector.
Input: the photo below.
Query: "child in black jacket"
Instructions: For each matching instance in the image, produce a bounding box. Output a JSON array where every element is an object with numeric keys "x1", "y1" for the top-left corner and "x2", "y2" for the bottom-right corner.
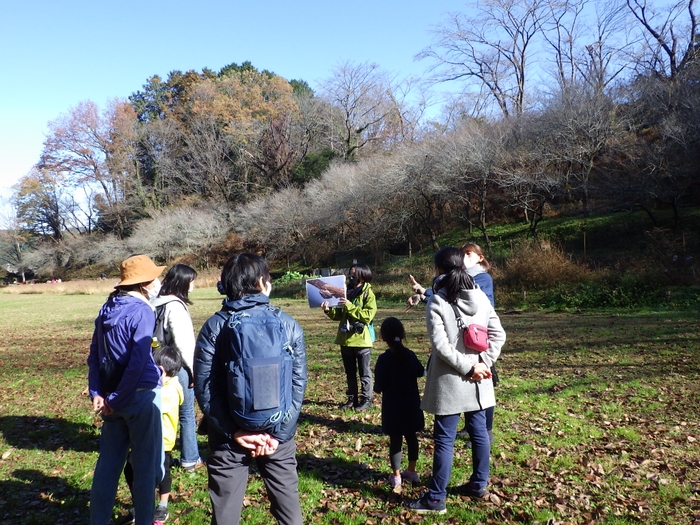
[{"x1": 373, "y1": 317, "x2": 425, "y2": 489}]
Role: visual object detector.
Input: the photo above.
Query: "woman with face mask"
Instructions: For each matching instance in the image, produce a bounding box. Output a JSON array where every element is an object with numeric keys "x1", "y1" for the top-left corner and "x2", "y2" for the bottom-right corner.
[
  {"x1": 321, "y1": 263, "x2": 378, "y2": 412},
  {"x1": 151, "y1": 264, "x2": 204, "y2": 480},
  {"x1": 459, "y1": 243, "x2": 498, "y2": 442},
  {"x1": 87, "y1": 254, "x2": 166, "y2": 525}
]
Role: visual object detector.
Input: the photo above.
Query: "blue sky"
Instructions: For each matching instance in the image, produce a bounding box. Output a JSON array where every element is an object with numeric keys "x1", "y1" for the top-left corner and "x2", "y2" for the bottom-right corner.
[{"x1": 0, "y1": 0, "x2": 468, "y2": 203}]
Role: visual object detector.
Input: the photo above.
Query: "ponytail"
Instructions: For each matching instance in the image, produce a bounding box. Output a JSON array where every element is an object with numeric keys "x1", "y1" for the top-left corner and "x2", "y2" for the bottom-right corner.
[
  {"x1": 433, "y1": 247, "x2": 474, "y2": 303},
  {"x1": 380, "y1": 317, "x2": 408, "y2": 361}
]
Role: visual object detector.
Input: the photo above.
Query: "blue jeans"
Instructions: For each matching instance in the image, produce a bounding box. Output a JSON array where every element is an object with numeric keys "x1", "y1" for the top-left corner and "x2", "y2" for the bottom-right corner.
[
  {"x1": 177, "y1": 367, "x2": 199, "y2": 465},
  {"x1": 90, "y1": 388, "x2": 164, "y2": 525},
  {"x1": 428, "y1": 411, "x2": 490, "y2": 501}
]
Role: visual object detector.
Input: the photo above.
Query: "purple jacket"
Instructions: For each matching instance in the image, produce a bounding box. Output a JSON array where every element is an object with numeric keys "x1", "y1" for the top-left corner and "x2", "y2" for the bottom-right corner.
[{"x1": 87, "y1": 293, "x2": 161, "y2": 411}]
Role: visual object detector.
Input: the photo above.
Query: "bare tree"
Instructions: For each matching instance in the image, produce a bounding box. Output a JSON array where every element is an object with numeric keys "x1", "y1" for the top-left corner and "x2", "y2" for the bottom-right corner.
[
  {"x1": 495, "y1": 121, "x2": 561, "y2": 237},
  {"x1": 626, "y1": 0, "x2": 699, "y2": 79},
  {"x1": 235, "y1": 187, "x2": 315, "y2": 264},
  {"x1": 539, "y1": 85, "x2": 625, "y2": 215},
  {"x1": 435, "y1": 119, "x2": 515, "y2": 252},
  {"x1": 577, "y1": 1, "x2": 631, "y2": 92},
  {"x1": 13, "y1": 169, "x2": 69, "y2": 240},
  {"x1": 180, "y1": 114, "x2": 248, "y2": 204},
  {"x1": 128, "y1": 206, "x2": 228, "y2": 266},
  {"x1": 318, "y1": 61, "x2": 407, "y2": 159},
  {"x1": 539, "y1": 0, "x2": 587, "y2": 91},
  {"x1": 38, "y1": 99, "x2": 141, "y2": 237},
  {"x1": 418, "y1": 0, "x2": 546, "y2": 117},
  {"x1": 0, "y1": 197, "x2": 35, "y2": 282}
]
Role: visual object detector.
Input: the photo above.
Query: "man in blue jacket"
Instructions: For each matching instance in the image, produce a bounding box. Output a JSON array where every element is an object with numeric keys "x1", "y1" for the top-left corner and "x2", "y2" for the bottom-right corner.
[{"x1": 194, "y1": 253, "x2": 307, "y2": 525}]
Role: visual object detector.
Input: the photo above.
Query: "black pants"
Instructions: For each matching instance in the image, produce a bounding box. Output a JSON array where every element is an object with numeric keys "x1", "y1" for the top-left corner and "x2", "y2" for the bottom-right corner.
[
  {"x1": 125, "y1": 450, "x2": 172, "y2": 496},
  {"x1": 340, "y1": 346, "x2": 372, "y2": 401},
  {"x1": 388, "y1": 432, "x2": 419, "y2": 471}
]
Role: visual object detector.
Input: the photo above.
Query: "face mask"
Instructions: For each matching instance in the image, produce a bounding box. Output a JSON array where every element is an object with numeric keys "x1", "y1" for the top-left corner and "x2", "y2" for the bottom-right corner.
[
  {"x1": 216, "y1": 280, "x2": 226, "y2": 295},
  {"x1": 261, "y1": 280, "x2": 272, "y2": 297},
  {"x1": 188, "y1": 281, "x2": 195, "y2": 294},
  {"x1": 347, "y1": 275, "x2": 359, "y2": 288},
  {"x1": 464, "y1": 252, "x2": 481, "y2": 270},
  {"x1": 146, "y1": 278, "x2": 161, "y2": 300}
]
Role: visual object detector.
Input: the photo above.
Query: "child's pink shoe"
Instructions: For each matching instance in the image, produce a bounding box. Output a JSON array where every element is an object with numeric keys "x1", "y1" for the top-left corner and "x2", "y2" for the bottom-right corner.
[
  {"x1": 389, "y1": 474, "x2": 402, "y2": 488},
  {"x1": 401, "y1": 470, "x2": 420, "y2": 484}
]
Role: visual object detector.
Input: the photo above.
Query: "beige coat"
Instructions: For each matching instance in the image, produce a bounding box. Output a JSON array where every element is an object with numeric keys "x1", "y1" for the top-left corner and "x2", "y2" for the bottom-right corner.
[{"x1": 420, "y1": 288, "x2": 506, "y2": 415}]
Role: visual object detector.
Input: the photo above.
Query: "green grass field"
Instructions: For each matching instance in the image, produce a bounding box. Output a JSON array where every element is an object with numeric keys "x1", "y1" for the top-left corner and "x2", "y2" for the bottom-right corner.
[{"x1": 1, "y1": 288, "x2": 699, "y2": 524}]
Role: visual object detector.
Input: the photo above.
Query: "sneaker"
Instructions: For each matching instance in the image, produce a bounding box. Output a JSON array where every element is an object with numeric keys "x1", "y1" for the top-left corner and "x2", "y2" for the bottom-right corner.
[
  {"x1": 456, "y1": 482, "x2": 489, "y2": 499},
  {"x1": 339, "y1": 396, "x2": 355, "y2": 410},
  {"x1": 114, "y1": 510, "x2": 135, "y2": 525},
  {"x1": 182, "y1": 457, "x2": 205, "y2": 471},
  {"x1": 354, "y1": 398, "x2": 372, "y2": 412},
  {"x1": 405, "y1": 493, "x2": 446, "y2": 514},
  {"x1": 389, "y1": 474, "x2": 402, "y2": 488},
  {"x1": 401, "y1": 470, "x2": 420, "y2": 484},
  {"x1": 153, "y1": 506, "x2": 169, "y2": 522}
]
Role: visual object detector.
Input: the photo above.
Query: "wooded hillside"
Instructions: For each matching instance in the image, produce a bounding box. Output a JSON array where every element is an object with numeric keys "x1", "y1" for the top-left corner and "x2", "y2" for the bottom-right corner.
[{"x1": 2, "y1": 0, "x2": 700, "y2": 280}]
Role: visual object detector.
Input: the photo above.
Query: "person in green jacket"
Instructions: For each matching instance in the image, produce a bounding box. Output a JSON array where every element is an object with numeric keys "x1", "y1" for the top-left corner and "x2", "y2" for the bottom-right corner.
[{"x1": 321, "y1": 264, "x2": 378, "y2": 412}]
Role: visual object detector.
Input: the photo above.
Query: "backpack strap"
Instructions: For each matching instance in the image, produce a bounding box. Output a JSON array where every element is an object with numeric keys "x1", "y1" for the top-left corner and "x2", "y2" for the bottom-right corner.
[
  {"x1": 98, "y1": 320, "x2": 112, "y2": 362},
  {"x1": 154, "y1": 297, "x2": 194, "y2": 383}
]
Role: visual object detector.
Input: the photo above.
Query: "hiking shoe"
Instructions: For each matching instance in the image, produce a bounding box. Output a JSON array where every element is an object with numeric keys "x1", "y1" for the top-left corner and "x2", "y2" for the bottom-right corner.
[
  {"x1": 401, "y1": 470, "x2": 420, "y2": 484},
  {"x1": 182, "y1": 457, "x2": 205, "y2": 471},
  {"x1": 339, "y1": 396, "x2": 355, "y2": 410},
  {"x1": 354, "y1": 398, "x2": 372, "y2": 412},
  {"x1": 153, "y1": 506, "x2": 169, "y2": 522},
  {"x1": 389, "y1": 474, "x2": 401, "y2": 488},
  {"x1": 456, "y1": 482, "x2": 489, "y2": 499},
  {"x1": 406, "y1": 494, "x2": 446, "y2": 514},
  {"x1": 114, "y1": 510, "x2": 134, "y2": 525}
]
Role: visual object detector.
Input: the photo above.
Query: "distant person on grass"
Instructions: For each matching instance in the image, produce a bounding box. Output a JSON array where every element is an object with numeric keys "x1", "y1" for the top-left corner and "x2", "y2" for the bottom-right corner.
[
  {"x1": 151, "y1": 263, "x2": 204, "y2": 471},
  {"x1": 87, "y1": 254, "x2": 165, "y2": 525},
  {"x1": 320, "y1": 263, "x2": 377, "y2": 412},
  {"x1": 373, "y1": 316, "x2": 425, "y2": 490},
  {"x1": 123, "y1": 345, "x2": 183, "y2": 525},
  {"x1": 406, "y1": 247, "x2": 506, "y2": 514},
  {"x1": 194, "y1": 253, "x2": 307, "y2": 525}
]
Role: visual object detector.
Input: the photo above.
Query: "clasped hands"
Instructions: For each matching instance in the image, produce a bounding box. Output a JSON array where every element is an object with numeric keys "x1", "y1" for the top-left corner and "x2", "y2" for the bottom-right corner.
[
  {"x1": 234, "y1": 430, "x2": 279, "y2": 457},
  {"x1": 92, "y1": 395, "x2": 114, "y2": 416},
  {"x1": 470, "y1": 362, "x2": 492, "y2": 381}
]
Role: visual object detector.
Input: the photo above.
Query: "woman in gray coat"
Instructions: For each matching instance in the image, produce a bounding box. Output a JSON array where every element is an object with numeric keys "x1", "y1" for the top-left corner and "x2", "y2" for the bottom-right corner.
[{"x1": 407, "y1": 247, "x2": 506, "y2": 514}]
